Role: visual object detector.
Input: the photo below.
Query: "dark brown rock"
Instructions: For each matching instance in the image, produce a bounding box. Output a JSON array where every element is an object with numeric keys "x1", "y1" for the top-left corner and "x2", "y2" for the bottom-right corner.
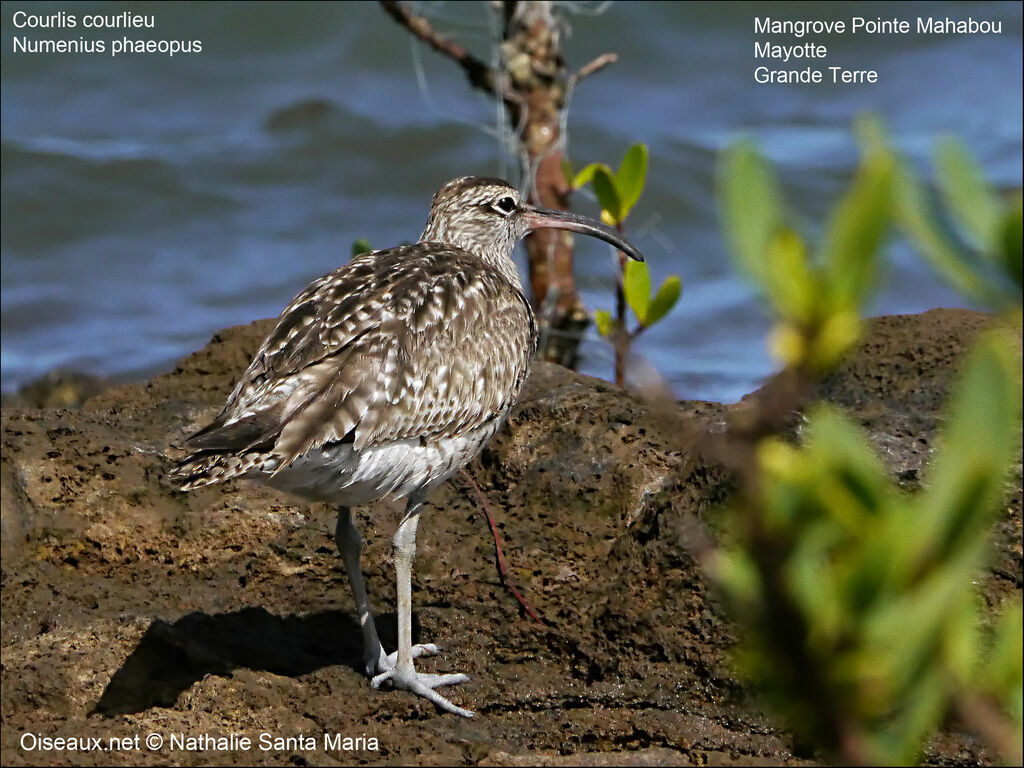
[
  {"x1": 817, "y1": 309, "x2": 1022, "y2": 614},
  {"x1": 1, "y1": 369, "x2": 110, "y2": 410},
  {"x1": 1, "y1": 308, "x2": 1016, "y2": 766}
]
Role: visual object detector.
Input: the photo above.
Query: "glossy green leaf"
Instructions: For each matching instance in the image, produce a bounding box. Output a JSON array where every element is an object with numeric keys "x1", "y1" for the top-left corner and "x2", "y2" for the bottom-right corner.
[
  {"x1": 718, "y1": 142, "x2": 783, "y2": 284},
  {"x1": 573, "y1": 162, "x2": 609, "y2": 191},
  {"x1": 934, "y1": 138, "x2": 1003, "y2": 256},
  {"x1": 644, "y1": 276, "x2": 682, "y2": 327},
  {"x1": 594, "y1": 309, "x2": 613, "y2": 337},
  {"x1": 351, "y1": 238, "x2": 372, "y2": 257},
  {"x1": 618, "y1": 257, "x2": 651, "y2": 319},
  {"x1": 616, "y1": 143, "x2": 648, "y2": 220},
  {"x1": 623, "y1": 258, "x2": 651, "y2": 321},
  {"x1": 592, "y1": 165, "x2": 622, "y2": 224}
]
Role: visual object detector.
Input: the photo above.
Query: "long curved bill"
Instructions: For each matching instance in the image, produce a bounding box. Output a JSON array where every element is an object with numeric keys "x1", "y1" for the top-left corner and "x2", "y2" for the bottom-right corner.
[{"x1": 523, "y1": 205, "x2": 645, "y2": 262}]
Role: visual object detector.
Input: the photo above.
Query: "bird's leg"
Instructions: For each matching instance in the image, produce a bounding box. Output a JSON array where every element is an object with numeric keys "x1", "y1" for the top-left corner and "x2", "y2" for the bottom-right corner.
[
  {"x1": 335, "y1": 507, "x2": 438, "y2": 677},
  {"x1": 370, "y1": 503, "x2": 473, "y2": 718},
  {"x1": 335, "y1": 508, "x2": 386, "y2": 676}
]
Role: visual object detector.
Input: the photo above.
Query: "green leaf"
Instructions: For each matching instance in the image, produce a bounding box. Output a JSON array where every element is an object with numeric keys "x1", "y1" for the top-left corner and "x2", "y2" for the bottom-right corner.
[
  {"x1": 594, "y1": 309, "x2": 613, "y2": 337},
  {"x1": 616, "y1": 143, "x2": 648, "y2": 220},
  {"x1": 762, "y1": 228, "x2": 816, "y2": 323},
  {"x1": 978, "y1": 599, "x2": 1023, "y2": 709},
  {"x1": 351, "y1": 238, "x2": 372, "y2": 257},
  {"x1": 805, "y1": 406, "x2": 890, "y2": 522},
  {"x1": 811, "y1": 310, "x2": 862, "y2": 371},
  {"x1": 623, "y1": 258, "x2": 651, "y2": 322},
  {"x1": 893, "y1": 162, "x2": 990, "y2": 304},
  {"x1": 905, "y1": 330, "x2": 1023, "y2": 583},
  {"x1": 943, "y1": 593, "x2": 982, "y2": 684},
  {"x1": 592, "y1": 165, "x2": 622, "y2": 225},
  {"x1": 821, "y1": 149, "x2": 894, "y2": 312},
  {"x1": 934, "y1": 138, "x2": 1003, "y2": 256},
  {"x1": 643, "y1": 276, "x2": 682, "y2": 327},
  {"x1": 713, "y1": 547, "x2": 763, "y2": 606},
  {"x1": 573, "y1": 162, "x2": 609, "y2": 190},
  {"x1": 864, "y1": 559, "x2": 976, "y2": 711},
  {"x1": 718, "y1": 142, "x2": 784, "y2": 285}
]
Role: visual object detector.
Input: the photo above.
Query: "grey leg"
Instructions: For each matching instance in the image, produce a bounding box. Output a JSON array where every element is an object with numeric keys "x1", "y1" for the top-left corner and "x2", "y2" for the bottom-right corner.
[
  {"x1": 370, "y1": 502, "x2": 473, "y2": 718},
  {"x1": 335, "y1": 507, "x2": 386, "y2": 676},
  {"x1": 335, "y1": 507, "x2": 438, "y2": 678}
]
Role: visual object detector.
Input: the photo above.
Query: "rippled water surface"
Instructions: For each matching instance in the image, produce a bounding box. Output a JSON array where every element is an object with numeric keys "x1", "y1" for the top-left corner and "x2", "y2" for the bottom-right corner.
[{"x1": 2, "y1": 1, "x2": 1021, "y2": 402}]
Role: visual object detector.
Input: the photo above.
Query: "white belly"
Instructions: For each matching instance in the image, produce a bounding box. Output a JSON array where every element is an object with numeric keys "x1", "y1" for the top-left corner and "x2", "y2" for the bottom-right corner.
[{"x1": 264, "y1": 420, "x2": 502, "y2": 506}]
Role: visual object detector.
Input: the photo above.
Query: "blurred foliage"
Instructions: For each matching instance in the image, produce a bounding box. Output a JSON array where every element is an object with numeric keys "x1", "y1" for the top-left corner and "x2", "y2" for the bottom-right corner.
[
  {"x1": 351, "y1": 238, "x2": 373, "y2": 257},
  {"x1": 897, "y1": 138, "x2": 1023, "y2": 310},
  {"x1": 713, "y1": 118, "x2": 1023, "y2": 765},
  {"x1": 719, "y1": 125, "x2": 892, "y2": 372},
  {"x1": 569, "y1": 144, "x2": 683, "y2": 385}
]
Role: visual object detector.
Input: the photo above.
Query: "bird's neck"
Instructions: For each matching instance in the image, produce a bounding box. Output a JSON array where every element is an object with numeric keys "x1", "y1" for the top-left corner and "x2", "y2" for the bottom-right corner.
[{"x1": 419, "y1": 225, "x2": 523, "y2": 291}]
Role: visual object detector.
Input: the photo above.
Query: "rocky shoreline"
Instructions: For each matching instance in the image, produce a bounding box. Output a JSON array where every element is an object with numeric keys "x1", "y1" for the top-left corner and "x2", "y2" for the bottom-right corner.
[{"x1": 2, "y1": 308, "x2": 1019, "y2": 766}]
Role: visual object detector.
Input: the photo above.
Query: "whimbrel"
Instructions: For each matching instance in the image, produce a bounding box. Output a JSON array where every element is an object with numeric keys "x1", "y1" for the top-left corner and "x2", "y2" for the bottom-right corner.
[{"x1": 170, "y1": 177, "x2": 644, "y2": 717}]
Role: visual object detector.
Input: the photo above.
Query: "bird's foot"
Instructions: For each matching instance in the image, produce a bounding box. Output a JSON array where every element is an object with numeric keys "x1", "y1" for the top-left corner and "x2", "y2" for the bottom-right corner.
[
  {"x1": 362, "y1": 643, "x2": 438, "y2": 679},
  {"x1": 371, "y1": 661, "x2": 473, "y2": 718},
  {"x1": 364, "y1": 643, "x2": 440, "y2": 678}
]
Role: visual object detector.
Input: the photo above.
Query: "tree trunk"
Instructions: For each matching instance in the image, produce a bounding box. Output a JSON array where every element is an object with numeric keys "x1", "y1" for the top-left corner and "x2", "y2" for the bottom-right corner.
[
  {"x1": 380, "y1": 0, "x2": 617, "y2": 367},
  {"x1": 502, "y1": 2, "x2": 587, "y2": 367}
]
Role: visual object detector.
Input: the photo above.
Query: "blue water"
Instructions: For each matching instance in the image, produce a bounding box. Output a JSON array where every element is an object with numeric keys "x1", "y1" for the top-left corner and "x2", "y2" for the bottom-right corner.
[{"x1": 2, "y1": 1, "x2": 1021, "y2": 403}]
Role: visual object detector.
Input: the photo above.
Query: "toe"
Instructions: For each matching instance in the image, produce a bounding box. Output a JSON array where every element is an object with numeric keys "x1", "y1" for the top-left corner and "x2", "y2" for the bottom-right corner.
[
  {"x1": 376, "y1": 643, "x2": 442, "y2": 674},
  {"x1": 419, "y1": 672, "x2": 470, "y2": 688},
  {"x1": 370, "y1": 669, "x2": 393, "y2": 690},
  {"x1": 412, "y1": 684, "x2": 474, "y2": 718},
  {"x1": 411, "y1": 643, "x2": 441, "y2": 659},
  {"x1": 369, "y1": 663, "x2": 473, "y2": 717}
]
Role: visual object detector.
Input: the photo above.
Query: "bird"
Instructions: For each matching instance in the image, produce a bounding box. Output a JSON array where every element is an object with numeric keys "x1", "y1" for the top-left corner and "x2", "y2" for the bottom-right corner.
[{"x1": 169, "y1": 176, "x2": 644, "y2": 718}]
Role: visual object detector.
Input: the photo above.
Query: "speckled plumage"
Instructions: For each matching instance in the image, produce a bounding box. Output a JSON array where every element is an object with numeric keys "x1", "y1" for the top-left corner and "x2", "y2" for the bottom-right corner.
[
  {"x1": 171, "y1": 243, "x2": 535, "y2": 498},
  {"x1": 169, "y1": 176, "x2": 642, "y2": 718}
]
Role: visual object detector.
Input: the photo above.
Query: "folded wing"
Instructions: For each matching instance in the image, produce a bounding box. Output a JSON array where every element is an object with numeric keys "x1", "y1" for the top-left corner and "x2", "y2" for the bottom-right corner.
[{"x1": 176, "y1": 244, "x2": 536, "y2": 478}]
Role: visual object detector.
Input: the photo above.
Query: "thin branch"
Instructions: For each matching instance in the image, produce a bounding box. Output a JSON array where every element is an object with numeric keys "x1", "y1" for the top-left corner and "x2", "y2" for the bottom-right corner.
[
  {"x1": 379, "y1": 0, "x2": 500, "y2": 95},
  {"x1": 569, "y1": 51, "x2": 618, "y2": 89},
  {"x1": 460, "y1": 469, "x2": 544, "y2": 625}
]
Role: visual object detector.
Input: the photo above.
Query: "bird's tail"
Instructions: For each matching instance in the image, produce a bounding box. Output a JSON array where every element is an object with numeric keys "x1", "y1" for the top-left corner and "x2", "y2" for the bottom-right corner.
[{"x1": 168, "y1": 451, "x2": 280, "y2": 491}]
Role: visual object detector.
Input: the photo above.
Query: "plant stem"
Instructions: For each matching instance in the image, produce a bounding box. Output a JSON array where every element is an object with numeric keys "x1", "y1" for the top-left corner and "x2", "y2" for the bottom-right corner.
[{"x1": 614, "y1": 222, "x2": 629, "y2": 387}]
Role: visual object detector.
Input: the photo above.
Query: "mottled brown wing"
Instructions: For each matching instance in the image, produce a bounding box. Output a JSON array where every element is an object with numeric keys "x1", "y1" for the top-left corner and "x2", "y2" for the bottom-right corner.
[{"x1": 186, "y1": 245, "x2": 536, "y2": 470}]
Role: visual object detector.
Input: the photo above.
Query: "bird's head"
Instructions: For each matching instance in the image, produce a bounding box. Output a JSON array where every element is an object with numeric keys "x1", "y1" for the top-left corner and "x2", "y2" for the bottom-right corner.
[{"x1": 421, "y1": 176, "x2": 643, "y2": 280}]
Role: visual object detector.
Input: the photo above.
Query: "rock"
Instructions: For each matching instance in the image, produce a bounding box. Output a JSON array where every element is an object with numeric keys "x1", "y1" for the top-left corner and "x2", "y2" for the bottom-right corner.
[
  {"x1": 817, "y1": 309, "x2": 1022, "y2": 613},
  {"x1": 2, "y1": 369, "x2": 110, "y2": 410},
  {"x1": 818, "y1": 308, "x2": 990, "y2": 487},
  {"x1": 1, "y1": 308, "x2": 1016, "y2": 766}
]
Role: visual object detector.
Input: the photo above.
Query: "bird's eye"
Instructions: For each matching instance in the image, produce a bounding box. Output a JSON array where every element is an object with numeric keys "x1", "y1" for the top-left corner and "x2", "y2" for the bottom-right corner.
[{"x1": 492, "y1": 196, "x2": 517, "y2": 215}]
